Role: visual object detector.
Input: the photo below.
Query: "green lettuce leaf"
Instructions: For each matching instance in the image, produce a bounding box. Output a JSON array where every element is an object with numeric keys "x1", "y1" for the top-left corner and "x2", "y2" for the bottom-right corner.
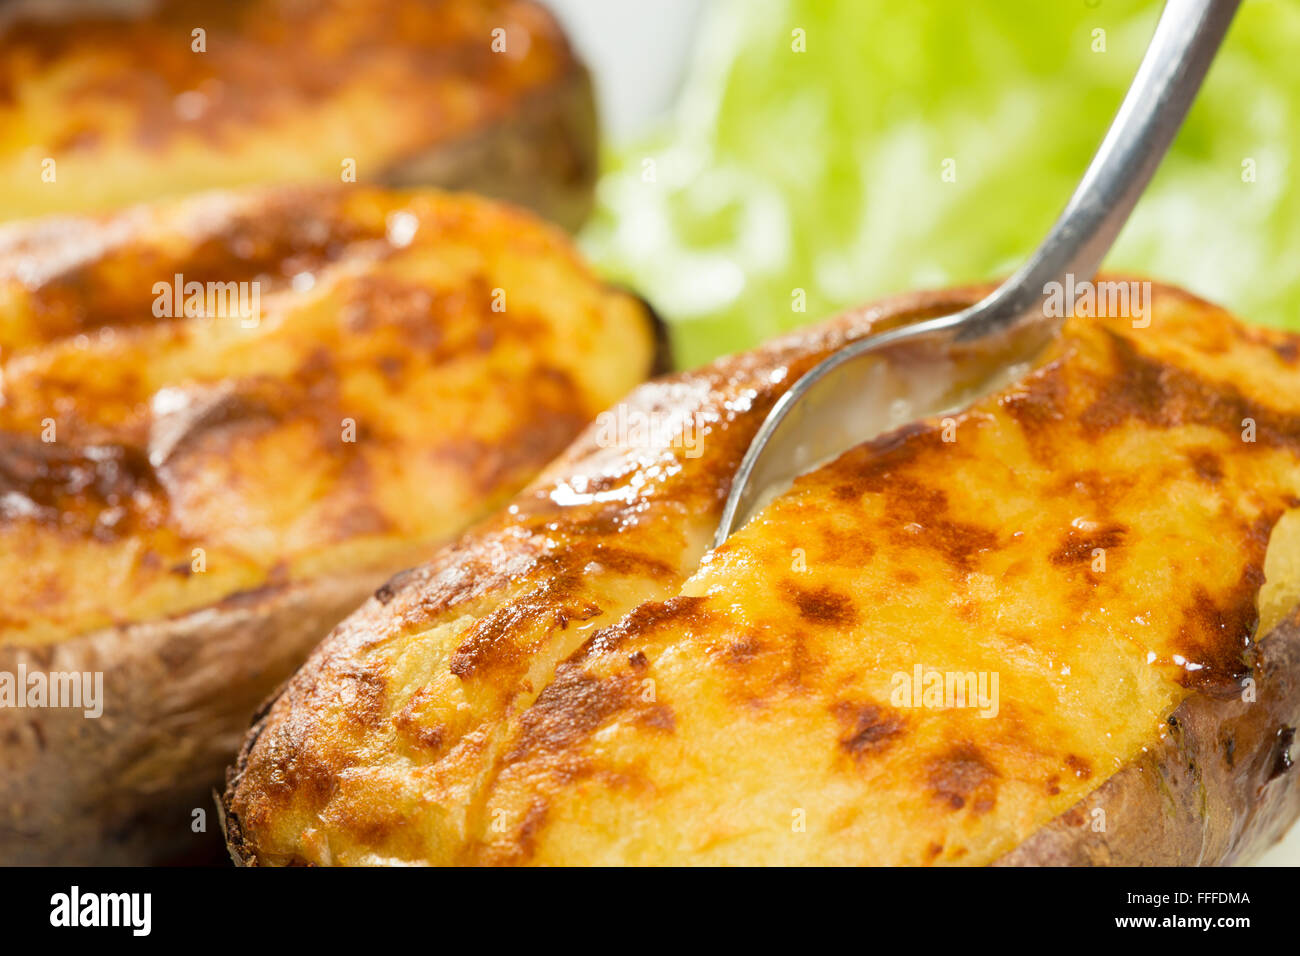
[{"x1": 582, "y1": 0, "x2": 1300, "y2": 367}]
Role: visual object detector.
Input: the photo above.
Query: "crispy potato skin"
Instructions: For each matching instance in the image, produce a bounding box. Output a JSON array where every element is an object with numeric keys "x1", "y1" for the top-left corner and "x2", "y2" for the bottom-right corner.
[
  {"x1": 997, "y1": 606, "x2": 1300, "y2": 865},
  {"x1": 0, "y1": 0, "x2": 596, "y2": 228},
  {"x1": 225, "y1": 280, "x2": 1300, "y2": 866},
  {"x1": 0, "y1": 185, "x2": 657, "y2": 864}
]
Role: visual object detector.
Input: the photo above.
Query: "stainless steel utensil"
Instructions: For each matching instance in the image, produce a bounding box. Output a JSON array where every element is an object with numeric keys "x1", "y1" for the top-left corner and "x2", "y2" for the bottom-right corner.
[{"x1": 713, "y1": 0, "x2": 1240, "y2": 547}]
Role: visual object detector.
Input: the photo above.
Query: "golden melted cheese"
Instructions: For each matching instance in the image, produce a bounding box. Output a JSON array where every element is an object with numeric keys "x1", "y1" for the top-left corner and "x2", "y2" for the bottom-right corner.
[
  {"x1": 0, "y1": 0, "x2": 588, "y2": 221},
  {"x1": 0, "y1": 185, "x2": 656, "y2": 646},
  {"x1": 225, "y1": 281, "x2": 1300, "y2": 865}
]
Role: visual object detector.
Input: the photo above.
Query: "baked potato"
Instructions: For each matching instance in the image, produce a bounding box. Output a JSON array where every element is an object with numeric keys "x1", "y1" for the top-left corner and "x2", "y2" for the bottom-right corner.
[
  {"x1": 224, "y1": 280, "x2": 1300, "y2": 865},
  {"x1": 0, "y1": 184, "x2": 660, "y2": 864},
  {"x1": 0, "y1": 0, "x2": 596, "y2": 228}
]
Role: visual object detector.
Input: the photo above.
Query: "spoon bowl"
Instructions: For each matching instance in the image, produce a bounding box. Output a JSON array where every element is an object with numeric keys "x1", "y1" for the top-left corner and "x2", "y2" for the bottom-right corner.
[{"x1": 713, "y1": 0, "x2": 1241, "y2": 547}]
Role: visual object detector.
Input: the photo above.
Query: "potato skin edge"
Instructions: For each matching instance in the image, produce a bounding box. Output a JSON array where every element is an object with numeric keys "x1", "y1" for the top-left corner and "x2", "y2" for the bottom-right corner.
[
  {"x1": 994, "y1": 608, "x2": 1300, "y2": 866},
  {"x1": 0, "y1": 187, "x2": 661, "y2": 866},
  {"x1": 0, "y1": 0, "x2": 600, "y2": 230},
  {"x1": 219, "y1": 279, "x2": 1300, "y2": 867},
  {"x1": 0, "y1": 569, "x2": 389, "y2": 866}
]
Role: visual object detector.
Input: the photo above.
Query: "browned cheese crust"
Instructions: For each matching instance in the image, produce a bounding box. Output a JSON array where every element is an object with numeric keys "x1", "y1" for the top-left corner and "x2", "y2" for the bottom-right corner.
[
  {"x1": 223, "y1": 280, "x2": 1300, "y2": 866},
  {"x1": 0, "y1": 0, "x2": 596, "y2": 228},
  {"x1": 0, "y1": 184, "x2": 657, "y2": 864}
]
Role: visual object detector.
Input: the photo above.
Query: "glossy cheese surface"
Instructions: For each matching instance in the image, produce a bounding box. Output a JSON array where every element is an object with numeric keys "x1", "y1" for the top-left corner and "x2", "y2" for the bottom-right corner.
[
  {"x1": 0, "y1": 185, "x2": 656, "y2": 646},
  {"x1": 0, "y1": 0, "x2": 591, "y2": 221},
  {"x1": 225, "y1": 282, "x2": 1300, "y2": 865}
]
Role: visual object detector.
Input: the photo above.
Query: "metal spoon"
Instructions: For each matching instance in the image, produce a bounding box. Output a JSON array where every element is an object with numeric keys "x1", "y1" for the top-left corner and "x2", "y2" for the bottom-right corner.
[{"x1": 713, "y1": 0, "x2": 1240, "y2": 547}]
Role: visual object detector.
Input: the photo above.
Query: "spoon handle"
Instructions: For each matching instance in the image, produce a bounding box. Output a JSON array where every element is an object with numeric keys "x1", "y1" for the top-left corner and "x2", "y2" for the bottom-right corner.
[
  {"x1": 712, "y1": 0, "x2": 1241, "y2": 547},
  {"x1": 961, "y1": 0, "x2": 1241, "y2": 341}
]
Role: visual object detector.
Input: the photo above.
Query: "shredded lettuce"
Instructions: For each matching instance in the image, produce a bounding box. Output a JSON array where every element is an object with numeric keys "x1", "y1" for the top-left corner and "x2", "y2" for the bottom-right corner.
[{"x1": 581, "y1": 0, "x2": 1300, "y2": 367}]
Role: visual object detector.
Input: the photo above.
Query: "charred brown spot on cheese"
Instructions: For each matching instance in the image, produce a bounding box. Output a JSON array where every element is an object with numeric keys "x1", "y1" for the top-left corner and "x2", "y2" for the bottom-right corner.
[
  {"x1": 1175, "y1": 574, "x2": 1263, "y2": 695},
  {"x1": 512, "y1": 800, "x2": 551, "y2": 863},
  {"x1": 5, "y1": 192, "x2": 378, "y2": 344},
  {"x1": 554, "y1": 503, "x2": 640, "y2": 539},
  {"x1": 1, "y1": 185, "x2": 656, "y2": 651},
  {"x1": 449, "y1": 577, "x2": 598, "y2": 679},
  {"x1": 825, "y1": 422, "x2": 928, "y2": 503},
  {"x1": 581, "y1": 596, "x2": 710, "y2": 659},
  {"x1": 1049, "y1": 523, "x2": 1126, "y2": 567},
  {"x1": 998, "y1": 358, "x2": 1069, "y2": 455},
  {"x1": 391, "y1": 707, "x2": 446, "y2": 754},
  {"x1": 636, "y1": 703, "x2": 676, "y2": 733},
  {"x1": 1081, "y1": 332, "x2": 1300, "y2": 451},
  {"x1": 0, "y1": 436, "x2": 165, "y2": 540},
  {"x1": 395, "y1": 545, "x2": 553, "y2": 631},
  {"x1": 708, "y1": 629, "x2": 827, "y2": 707},
  {"x1": 832, "y1": 701, "x2": 906, "y2": 759},
  {"x1": 222, "y1": 281, "x2": 1300, "y2": 866},
  {"x1": 787, "y1": 583, "x2": 857, "y2": 628},
  {"x1": 1187, "y1": 447, "x2": 1226, "y2": 484},
  {"x1": 927, "y1": 743, "x2": 999, "y2": 813},
  {"x1": 504, "y1": 664, "x2": 632, "y2": 764},
  {"x1": 335, "y1": 667, "x2": 389, "y2": 730},
  {"x1": 824, "y1": 437, "x2": 998, "y2": 573},
  {"x1": 573, "y1": 545, "x2": 676, "y2": 580},
  {"x1": 255, "y1": 725, "x2": 350, "y2": 809},
  {"x1": 807, "y1": 527, "x2": 877, "y2": 567},
  {"x1": 883, "y1": 479, "x2": 999, "y2": 572},
  {"x1": 1064, "y1": 754, "x2": 1093, "y2": 780}
]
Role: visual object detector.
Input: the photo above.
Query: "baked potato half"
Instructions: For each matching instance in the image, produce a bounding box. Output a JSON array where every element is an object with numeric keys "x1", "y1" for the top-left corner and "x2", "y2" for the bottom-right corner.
[
  {"x1": 224, "y1": 280, "x2": 1300, "y2": 865},
  {"x1": 0, "y1": 0, "x2": 595, "y2": 228},
  {"x1": 0, "y1": 184, "x2": 659, "y2": 864}
]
